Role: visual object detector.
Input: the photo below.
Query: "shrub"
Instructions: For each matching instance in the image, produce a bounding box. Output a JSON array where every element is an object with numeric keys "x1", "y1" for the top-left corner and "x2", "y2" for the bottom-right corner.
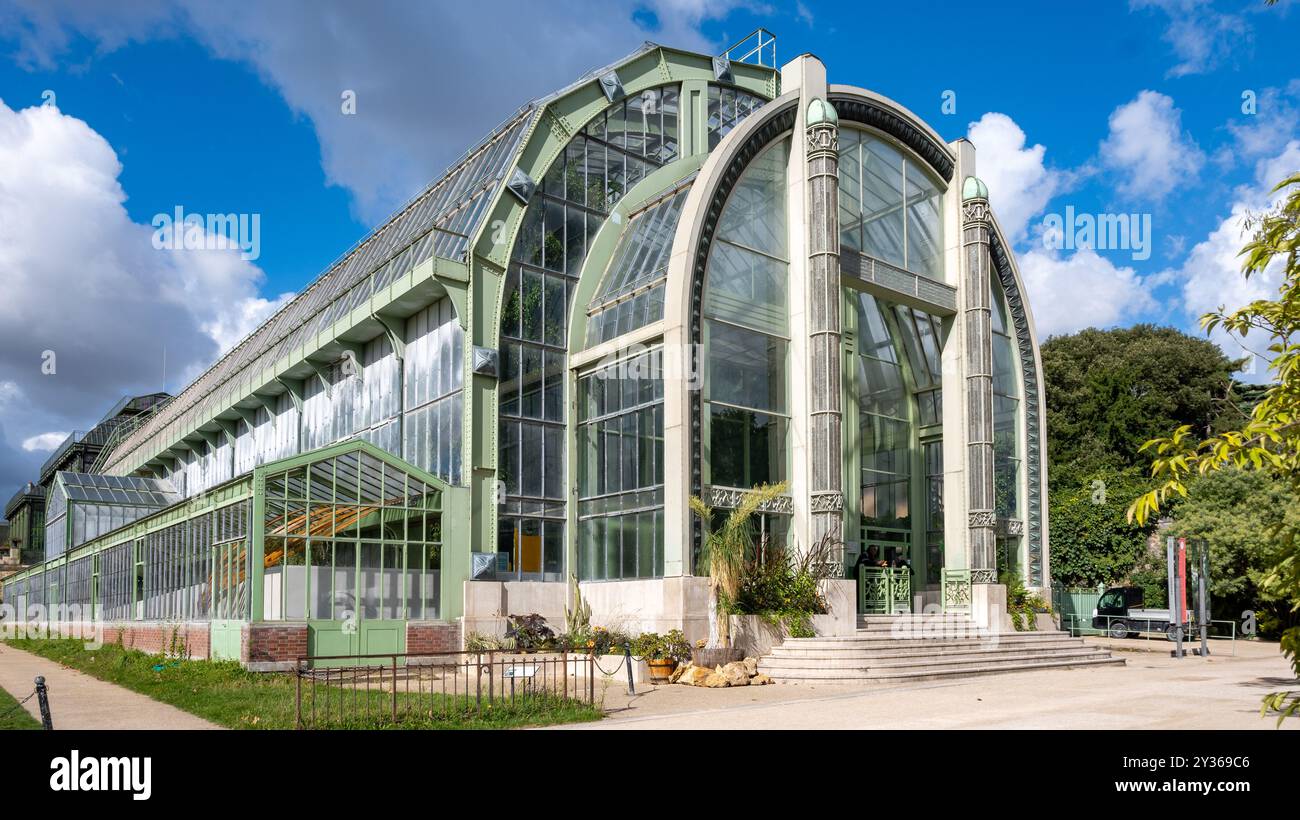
[{"x1": 504, "y1": 613, "x2": 555, "y2": 651}]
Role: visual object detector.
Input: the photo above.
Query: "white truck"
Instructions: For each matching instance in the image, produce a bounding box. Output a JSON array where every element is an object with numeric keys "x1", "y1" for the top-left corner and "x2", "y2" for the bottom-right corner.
[{"x1": 1091, "y1": 586, "x2": 1186, "y2": 640}]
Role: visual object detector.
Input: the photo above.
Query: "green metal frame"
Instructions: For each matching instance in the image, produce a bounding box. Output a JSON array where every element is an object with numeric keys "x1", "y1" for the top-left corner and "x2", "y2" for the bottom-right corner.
[
  {"x1": 942, "y1": 569, "x2": 972, "y2": 615},
  {"x1": 858, "y1": 565, "x2": 911, "y2": 615},
  {"x1": 250, "y1": 438, "x2": 470, "y2": 626}
]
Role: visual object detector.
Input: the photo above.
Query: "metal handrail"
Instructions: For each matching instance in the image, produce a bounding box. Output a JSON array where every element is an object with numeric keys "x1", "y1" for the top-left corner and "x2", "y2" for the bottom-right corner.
[
  {"x1": 1062, "y1": 612, "x2": 1237, "y2": 656},
  {"x1": 722, "y1": 28, "x2": 777, "y2": 68}
]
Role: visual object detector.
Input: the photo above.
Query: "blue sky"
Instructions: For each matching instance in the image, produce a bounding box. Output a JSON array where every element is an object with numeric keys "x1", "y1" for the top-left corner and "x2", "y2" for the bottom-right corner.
[{"x1": 0, "y1": 0, "x2": 1296, "y2": 500}]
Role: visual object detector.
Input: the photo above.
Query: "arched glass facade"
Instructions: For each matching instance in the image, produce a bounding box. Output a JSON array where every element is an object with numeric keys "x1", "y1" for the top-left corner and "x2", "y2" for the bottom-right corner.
[
  {"x1": 702, "y1": 137, "x2": 791, "y2": 495},
  {"x1": 499, "y1": 85, "x2": 680, "y2": 580},
  {"x1": 838, "y1": 128, "x2": 945, "y2": 279},
  {"x1": 852, "y1": 290, "x2": 947, "y2": 580},
  {"x1": 991, "y1": 275, "x2": 1022, "y2": 573}
]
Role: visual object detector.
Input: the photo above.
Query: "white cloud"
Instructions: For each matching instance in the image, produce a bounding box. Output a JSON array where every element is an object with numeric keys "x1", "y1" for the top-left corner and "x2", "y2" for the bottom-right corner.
[
  {"x1": 1099, "y1": 90, "x2": 1204, "y2": 201},
  {"x1": 1018, "y1": 246, "x2": 1156, "y2": 338},
  {"x1": 0, "y1": 98, "x2": 281, "y2": 462},
  {"x1": 967, "y1": 112, "x2": 1062, "y2": 244},
  {"x1": 21, "y1": 432, "x2": 69, "y2": 452},
  {"x1": 1220, "y1": 80, "x2": 1300, "y2": 169},
  {"x1": 1131, "y1": 0, "x2": 1251, "y2": 78},
  {"x1": 1158, "y1": 140, "x2": 1300, "y2": 381}
]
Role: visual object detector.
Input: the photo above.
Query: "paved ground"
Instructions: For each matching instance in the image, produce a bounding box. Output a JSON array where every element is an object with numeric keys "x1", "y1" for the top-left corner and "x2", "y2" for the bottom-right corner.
[
  {"x1": 0, "y1": 643, "x2": 219, "y2": 730},
  {"x1": 565, "y1": 639, "x2": 1299, "y2": 730}
]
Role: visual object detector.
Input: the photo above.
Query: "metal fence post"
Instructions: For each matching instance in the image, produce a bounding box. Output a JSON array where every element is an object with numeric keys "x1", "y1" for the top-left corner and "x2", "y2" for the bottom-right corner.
[
  {"x1": 391, "y1": 656, "x2": 398, "y2": 723},
  {"x1": 1198, "y1": 542, "x2": 1210, "y2": 657},
  {"x1": 34, "y1": 675, "x2": 52, "y2": 730},
  {"x1": 295, "y1": 661, "x2": 302, "y2": 729},
  {"x1": 623, "y1": 643, "x2": 635, "y2": 695}
]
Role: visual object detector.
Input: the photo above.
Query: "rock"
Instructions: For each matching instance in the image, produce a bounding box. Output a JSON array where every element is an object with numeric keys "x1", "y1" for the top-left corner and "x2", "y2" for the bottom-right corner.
[
  {"x1": 742, "y1": 657, "x2": 758, "y2": 676},
  {"x1": 669, "y1": 662, "x2": 690, "y2": 684},
  {"x1": 721, "y1": 661, "x2": 751, "y2": 686},
  {"x1": 752, "y1": 674, "x2": 773, "y2": 685},
  {"x1": 703, "y1": 671, "x2": 730, "y2": 688},
  {"x1": 678, "y1": 665, "x2": 713, "y2": 686}
]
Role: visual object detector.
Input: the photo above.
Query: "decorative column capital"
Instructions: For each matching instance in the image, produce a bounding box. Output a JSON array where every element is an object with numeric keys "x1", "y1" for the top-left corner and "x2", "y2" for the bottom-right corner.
[
  {"x1": 961, "y1": 175, "x2": 990, "y2": 224},
  {"x1": 805, "y1": 97, "x2": 839, "y2": 156}
]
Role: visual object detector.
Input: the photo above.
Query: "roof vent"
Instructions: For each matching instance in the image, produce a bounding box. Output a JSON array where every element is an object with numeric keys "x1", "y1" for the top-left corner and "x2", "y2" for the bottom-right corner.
[
  {"x1": 598, "y1": 70, "x2": 625, "y2": 102},
  {"x1": 506, "y1": 168, "x2": 536, "y2": 204},
  {"x1": 712, "y1": 56, "x2": 733, "y2": 83}
]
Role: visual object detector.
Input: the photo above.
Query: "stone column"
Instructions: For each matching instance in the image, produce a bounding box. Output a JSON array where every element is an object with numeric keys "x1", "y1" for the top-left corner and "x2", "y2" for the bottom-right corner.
[
  {"x1": 805, "y1": 98, "x2": 843, "y2": 550},
  {"x1": 961, "y1": 176, "x2": 997, "y2": 584}
]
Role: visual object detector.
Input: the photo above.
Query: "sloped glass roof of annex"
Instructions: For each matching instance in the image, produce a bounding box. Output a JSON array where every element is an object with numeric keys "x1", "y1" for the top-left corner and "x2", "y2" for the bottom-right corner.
[
  {"x1": 53, "y1": 472, "x2": 182, "y2": 507},
  {"x1": 260, "y1": 438, "x2": 447, "y2": 548},
  {"x1": 100, "y1": 41, "x2": 681, "y2": 476}
]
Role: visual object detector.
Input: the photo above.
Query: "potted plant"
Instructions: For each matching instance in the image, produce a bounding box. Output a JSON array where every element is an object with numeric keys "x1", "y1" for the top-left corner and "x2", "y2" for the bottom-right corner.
[{"x1": 635, "y1": 630, "x2": 692, "y2": 683}]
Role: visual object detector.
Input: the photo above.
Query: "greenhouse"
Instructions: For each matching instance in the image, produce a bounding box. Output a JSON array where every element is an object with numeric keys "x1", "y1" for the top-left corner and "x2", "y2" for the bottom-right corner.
[{"x1": 1, "y1": 34, "x2": 1049, "y2": 664}]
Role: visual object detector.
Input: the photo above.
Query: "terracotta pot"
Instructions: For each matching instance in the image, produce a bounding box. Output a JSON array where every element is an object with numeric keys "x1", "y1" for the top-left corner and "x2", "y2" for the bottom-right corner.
[{"x1": 646, "y1": 658, "x2": 676, "y2": 683}]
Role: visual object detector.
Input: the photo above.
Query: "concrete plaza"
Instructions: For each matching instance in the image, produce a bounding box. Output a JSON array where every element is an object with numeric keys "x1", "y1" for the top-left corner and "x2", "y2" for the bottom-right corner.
[{"x1": 566, "y1": 639, "x2": 1299, "y2": 730}]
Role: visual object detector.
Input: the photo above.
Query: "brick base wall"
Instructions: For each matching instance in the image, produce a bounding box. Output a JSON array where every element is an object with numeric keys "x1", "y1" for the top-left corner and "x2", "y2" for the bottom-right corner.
[
  {"x1": 10, "y1": 619, "x2": 458, "y2": 667},
  {"x1": 243, "y1": 622, "x2": 308, "y2": 666},
  {"x1": 34, "y1": 621, "x2": 212, "y2": 659},
  {"x1": 407, "y1": 621, "x2": 461, "y2": 653}
]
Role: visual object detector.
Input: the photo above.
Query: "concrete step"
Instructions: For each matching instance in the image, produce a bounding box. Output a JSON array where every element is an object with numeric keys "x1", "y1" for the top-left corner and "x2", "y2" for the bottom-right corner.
[
  {"x1": 760, "y1": 647, "x2": 1110, "y2": 672},
  {"x1": 763, "y1": 654, "x2": 1125, "y2": 683},
  {"x1": 779, "y1": 632, "x2": 1075, "y2": 650},
  {"x1": 761, "y1": 612, "x2": 1124, "y2": 684},
  {"x1": 768, "y1": 639, "x2": 1090, "y2": 660}
]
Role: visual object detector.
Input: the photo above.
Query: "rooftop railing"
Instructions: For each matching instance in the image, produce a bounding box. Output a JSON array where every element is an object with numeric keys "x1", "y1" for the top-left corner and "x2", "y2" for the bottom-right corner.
[{"x1": 722, "y1": 27, "x2": 777, "y2": 69}]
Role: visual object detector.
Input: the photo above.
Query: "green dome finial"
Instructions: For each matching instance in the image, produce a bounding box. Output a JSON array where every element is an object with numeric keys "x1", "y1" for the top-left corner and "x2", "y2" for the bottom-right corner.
[
  {"x1": 806, "y1": 97, "x2": 838, "y2": 126},
  {"x1": 962, "y1": 176, "x2": 988, "y2": 200}
]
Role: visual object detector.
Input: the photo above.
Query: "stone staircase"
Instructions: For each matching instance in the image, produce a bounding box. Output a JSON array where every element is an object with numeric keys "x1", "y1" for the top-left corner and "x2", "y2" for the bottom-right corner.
[{"x1": 759, "y1": 613, "x2": 1124, "y2": 684}]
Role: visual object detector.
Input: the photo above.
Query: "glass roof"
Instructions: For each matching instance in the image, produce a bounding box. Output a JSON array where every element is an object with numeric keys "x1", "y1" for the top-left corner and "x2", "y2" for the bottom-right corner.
[
  {"x1": 55, "y1": 471, "x2": 182, "y2": 507},
  {"x1": 591, "y1": 177, "x2": 693, "y2": 309},
  {"x1": 102, "y1": 106, "x2": 536, "y2": 473},
  {"x1": 103, "y1": 41, "x2": 769, "y2": 476}
]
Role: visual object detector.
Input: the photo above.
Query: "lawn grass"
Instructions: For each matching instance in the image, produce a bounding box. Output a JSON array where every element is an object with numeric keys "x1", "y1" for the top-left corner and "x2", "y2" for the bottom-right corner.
[
  {"x1": 4, "y1": 639, "x2": 603, "y2": 730},
  {"x1": 0, "y1": 682, "x2": 42, "y2": 730}
]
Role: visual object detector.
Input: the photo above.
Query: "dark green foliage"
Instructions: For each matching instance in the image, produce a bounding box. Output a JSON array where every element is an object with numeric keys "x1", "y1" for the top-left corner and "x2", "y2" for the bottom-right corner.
[
  {"x1": 724, "y1": 535, "x2": 836, "y2": 637},
  {"x1": 1047, "y1": 467, "x2": 1157, "y2": 587},
  {"x1": 1127, "y1": 551, "x2": 1169, "y2": 609},
  {"x1": 1167, "y1": 469, "x2": 1300, "y2": 638},
  {"x1": 504, "y1": 613, "x2": 555, "y2": 651},
  {"x1": 1041, "y1": 324, "x2": 1241, "y2": 485},
  {"x1": 1042, "y1": 325, "x2": 1240, "y2": 588},
  {"x1": 1000, "y1": 570, "x2": 1049, "y2": 632}
]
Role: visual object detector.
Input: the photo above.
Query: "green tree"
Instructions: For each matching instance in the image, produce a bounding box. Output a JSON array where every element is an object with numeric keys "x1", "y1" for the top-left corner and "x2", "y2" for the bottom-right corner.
[
  {"x1": 1042, "y1": 325, "x2": 1241, "y2": 485},
  {"x1": 1048, "y1": 467, "x2": 1155, "y2": 587},
  {"x1": 1130, "y1": 172, "x2": 1300, "y2": 724},
  {"x1": 1166, "y1": 468, "x2": 1300, "y2": 635},
  {"x1": 1041, "y1": 326, "x2": 1239, "y2": 590}
]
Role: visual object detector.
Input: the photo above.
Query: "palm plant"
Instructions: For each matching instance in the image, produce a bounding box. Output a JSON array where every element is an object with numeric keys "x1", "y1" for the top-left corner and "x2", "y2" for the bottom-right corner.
[{"x1": 689, "y1": 481, "x2": 789, "y2": 648}]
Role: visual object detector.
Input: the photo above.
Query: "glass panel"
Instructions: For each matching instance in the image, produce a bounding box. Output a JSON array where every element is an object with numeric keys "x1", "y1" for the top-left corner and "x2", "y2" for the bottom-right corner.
[
  {"x1": 331, "y1": 542, "x2": 356, "y2": 620},
  {"x1": 860, "y1": 135, "x2": 904, "y2": 268},
  {"x1": 708, "y1": 405, "x2": 787, "y2": 488},
  {"x1": 707, "y1": 321, "x2": 786, "y2": 413},
  {"x1": 906, "y1": 161, "x2": 943, "y2": 279}
]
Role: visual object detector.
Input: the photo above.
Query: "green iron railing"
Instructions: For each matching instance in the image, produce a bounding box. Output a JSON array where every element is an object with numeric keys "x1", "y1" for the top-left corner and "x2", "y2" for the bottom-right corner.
[
  {"x1": 858, "y1": 565, "x2": 911, "y2": 615},
  {"x1": 942, "y1": 569, "x2": 971, "y2": 615}
]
